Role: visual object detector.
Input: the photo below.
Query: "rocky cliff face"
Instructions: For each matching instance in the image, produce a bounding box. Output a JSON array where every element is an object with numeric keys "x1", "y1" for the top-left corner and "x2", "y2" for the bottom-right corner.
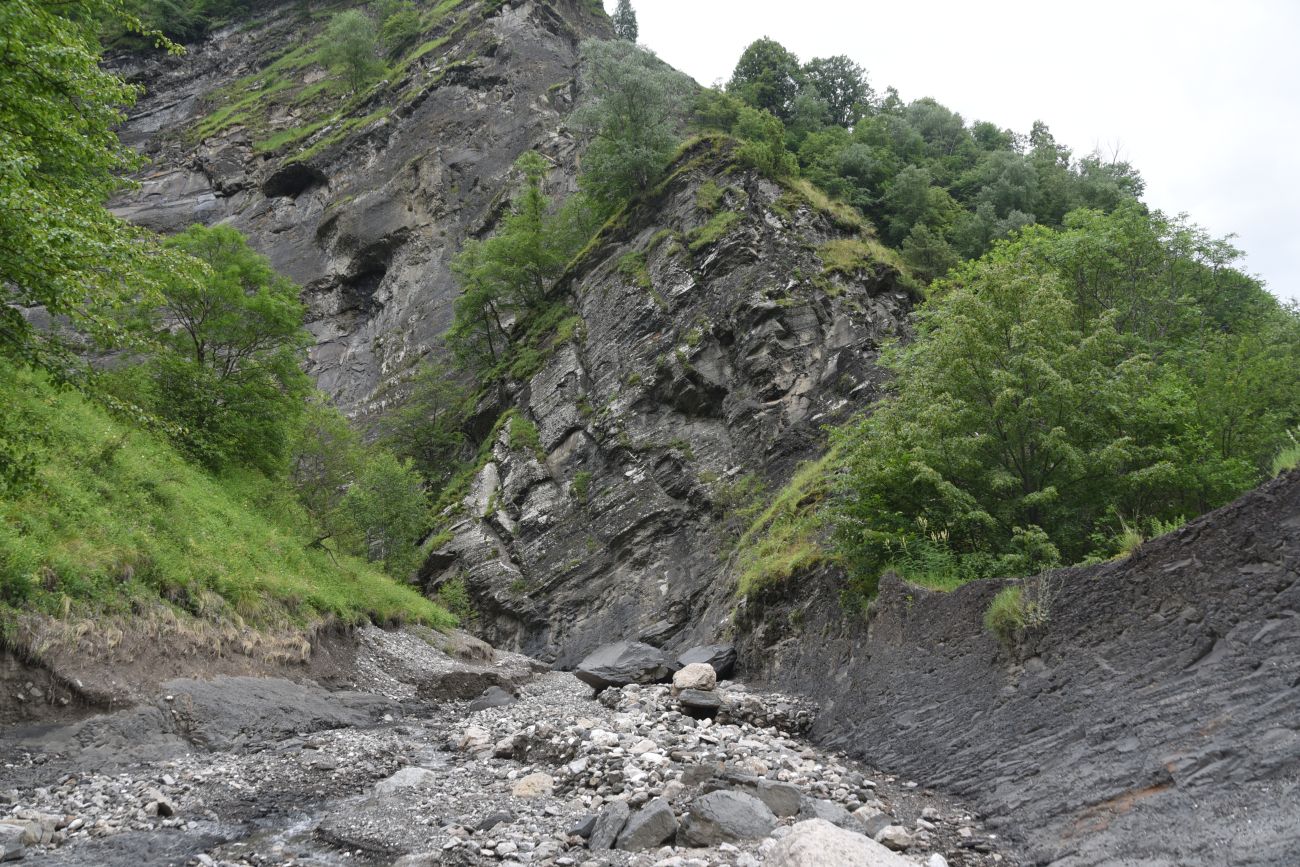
[
  {"x1": 734, "y1": 470, "x2": 1300, "y2": 866},
  {"x1": 111, "y1": 0, "x2": 610, "y2": 414},
  {"x1": 429, "y1": 139, "x2": 913, "y2": 664}
]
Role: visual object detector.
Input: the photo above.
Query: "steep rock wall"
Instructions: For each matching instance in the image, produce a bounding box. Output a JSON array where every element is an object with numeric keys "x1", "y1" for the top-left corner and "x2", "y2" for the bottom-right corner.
[
  {"x1": 734, "y1": 471, "x2": 1300, "y2": 866},
  {"x1": 111, "y1": 0, "x2": 610, "y2": 414},
  {"x1": 430, "y1": 141, "x2": 914, "y2": 663}
]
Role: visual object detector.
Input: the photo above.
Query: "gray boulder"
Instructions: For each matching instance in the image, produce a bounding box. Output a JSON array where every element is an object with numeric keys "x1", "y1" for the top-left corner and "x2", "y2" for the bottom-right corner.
[
  {"x1": 799, "y1": 797, "x2": 858, "y2": 829},
  {"x1": 678, "y1": 790, "x2": 776, "y2": 846},
  {"x1": 467, "y1": 686, "x2": 517, "y2": 712},
  {"x1": 766, "y1": 818, "x2": 914, "y2": 867},
  {"x1": 0, "y1": 822, "x2": 24, "y2": 862},
  {"x1": 588, "y1": 800, "x2": 631, "y2": 850},
  {"x1": 574, "y1": 642, "x2": 676, "y2": 690},
  {"x1": 615, "y1": 798, "x2": 678, "y2": 851},
  {"x1": 753, "y1": 780, "x2": 802, "y2": 817},
  {"x1": 677, "y1": 643, "x2": 737, "y2": 678},
  {"x1": 678, "y1": 688, "x2": 723, "y2": 719}
]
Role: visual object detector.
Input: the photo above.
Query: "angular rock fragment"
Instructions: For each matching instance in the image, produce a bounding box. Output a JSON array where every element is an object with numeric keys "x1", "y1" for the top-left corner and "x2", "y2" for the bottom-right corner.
[
  {"x1": 677, "y1": 790, "x2": 776, "y2": 846},
  {"x1": 615, "y1": 798, "x2": 678, "y2": 851},
  {"x1": 574, "y1": 641, "x2": 676, "y2": 691}
]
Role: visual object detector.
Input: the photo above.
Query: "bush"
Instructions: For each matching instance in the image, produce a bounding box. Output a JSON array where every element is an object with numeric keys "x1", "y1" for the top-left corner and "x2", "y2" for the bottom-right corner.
[
  {"x1": 379, "y1": 2, "x2": 421, "y2": 58},
  {"x1": 983, "y1": 586, "x2": 1025, "y2": 645},
  {"x1": 322, "y1": 10, "x2": 382, "y2": 92},
  {"x1": 734, "y1": 106, "x2": 798, "y2": 178}
]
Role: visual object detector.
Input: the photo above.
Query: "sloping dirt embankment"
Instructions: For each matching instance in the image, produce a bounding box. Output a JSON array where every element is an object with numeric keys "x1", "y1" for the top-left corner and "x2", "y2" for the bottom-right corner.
[{"x1": 736, "y1": 471, "x2": 1300, "y2": 866}]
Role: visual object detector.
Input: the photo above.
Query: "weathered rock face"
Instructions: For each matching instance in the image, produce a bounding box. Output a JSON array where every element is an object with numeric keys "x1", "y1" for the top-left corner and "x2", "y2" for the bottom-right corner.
[
  {"x1": 429, "y1": 140, "x2": 913, "y2": 663},
  {"x1": 110, "y1": 0, "x2": 611, "y2": 415},
  {"x1": 735, "y1": 470, "x2": 1300, "y2": 866}
]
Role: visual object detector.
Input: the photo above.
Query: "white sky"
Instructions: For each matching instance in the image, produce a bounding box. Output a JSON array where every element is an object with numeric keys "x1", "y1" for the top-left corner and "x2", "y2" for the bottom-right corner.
[{"x1": 615, "y1": 0, "x2": 1300, "y2": 302}]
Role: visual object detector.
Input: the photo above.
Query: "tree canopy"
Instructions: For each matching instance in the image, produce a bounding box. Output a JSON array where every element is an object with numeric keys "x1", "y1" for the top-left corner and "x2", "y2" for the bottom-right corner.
[
  {"x1": 0, "y1": 0, "x2": 182, "y2": 369},
  {"x1": 574, "y1": 39, "x2": 693, "y2": 209},
  {"x1": 832, "y1": 204, "x2": 1300, "y2": 595},
  {"x1": 612, "y1": 0, "x2": 638, "y2": 42}
]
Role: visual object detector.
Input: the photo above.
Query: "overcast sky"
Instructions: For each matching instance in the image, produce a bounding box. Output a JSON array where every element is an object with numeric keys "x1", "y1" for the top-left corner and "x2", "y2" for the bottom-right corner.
[{"x1": 615, "y1": 1, "x2": 1300, "y2": 302}]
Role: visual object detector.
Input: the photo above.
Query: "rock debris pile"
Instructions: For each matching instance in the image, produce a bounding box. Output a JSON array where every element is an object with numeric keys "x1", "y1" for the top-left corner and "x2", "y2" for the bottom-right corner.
[{"x1": 1, "y1": 646, "x2": 1012, "y2": 866}]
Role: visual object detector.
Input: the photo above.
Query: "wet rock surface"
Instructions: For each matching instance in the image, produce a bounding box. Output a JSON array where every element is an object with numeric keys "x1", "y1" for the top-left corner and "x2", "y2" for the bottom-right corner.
[{"x1": 0, "y1": 666, "x2": 1011, "y2": 866}]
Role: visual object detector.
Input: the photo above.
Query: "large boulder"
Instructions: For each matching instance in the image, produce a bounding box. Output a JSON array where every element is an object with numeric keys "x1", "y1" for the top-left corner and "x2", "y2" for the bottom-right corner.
[
  {"x1": 615, "y1": 798, "x2": 678, "y2": 851},
  {"x1": 677, "y1": 790, "x2": 776, "y2": 847},
  {"x1": 672, "y1": 662, "x2": 717, "y2": 692},
  {"x1": 766, "y1": 818, "x2": 915, "y2": 867},
  {"x1": 677, "y1": 644, "x2": 737, "y2": 678},
  {"x1": 574, "y1": 642, "x2": 676, "y2": 690}
]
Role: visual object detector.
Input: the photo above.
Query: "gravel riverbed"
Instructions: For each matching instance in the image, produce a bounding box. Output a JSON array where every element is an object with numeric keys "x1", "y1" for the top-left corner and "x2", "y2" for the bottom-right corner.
[{"x1": 1, "y1": 641, "x2": 1015, "y2": 866}]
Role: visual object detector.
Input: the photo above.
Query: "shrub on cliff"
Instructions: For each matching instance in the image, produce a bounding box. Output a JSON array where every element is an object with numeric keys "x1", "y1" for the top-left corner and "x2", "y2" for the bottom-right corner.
[{"x1": 833, "y1": 204, "x2": 1300, "y2": 596}]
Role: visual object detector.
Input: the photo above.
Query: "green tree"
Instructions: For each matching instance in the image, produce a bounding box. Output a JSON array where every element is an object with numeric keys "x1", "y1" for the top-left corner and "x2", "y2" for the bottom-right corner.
[
  {"x1": 728, "y1": 37, "x2": 802, "y2": 120},
  {"x1": 339, "y1": 451, "x2": 428, "y2": 578},
  {"x1": 833, "y1": 208, "x2": 1299, "y2": 595},
  {"x1": 612, "y1": 0, "x2": 638, "y2": 42},
  {"x1": 802, "y1": 55, "x2": 872, "y2": 128},
  {"x1": 291, "y1": 396, "x2": 430, "y2": 578},
  {"x1": 322, "y1": 10, "x2": 381, "y2": 92},
  {"x1": 378, "y1": 358, "x2": 471, "y2": 486},
  {"x1": 574, "y1": 39, "x2": 692, "y2": 208},
  {"x1": 448, "y1": 153, "x2": 586, "y2": 370},
  {"x1": 0, "y1": 0, "x2": 184, "y2": 368},
  {"x1": 733, "y1": 105, "x2": 798, "y2": 178},
  {"x1": 141, "y1": 225, "x2": 310, "y2": 473}
]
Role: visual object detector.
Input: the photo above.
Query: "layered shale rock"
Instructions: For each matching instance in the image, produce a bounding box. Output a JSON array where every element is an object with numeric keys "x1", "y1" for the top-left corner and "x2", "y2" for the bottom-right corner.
[
  {"x1": 426, "y1": 139, "x2": 913, "y2": 663},
  {"x1": 111, "y1": 0, "x2": 611, "y2": 414}
]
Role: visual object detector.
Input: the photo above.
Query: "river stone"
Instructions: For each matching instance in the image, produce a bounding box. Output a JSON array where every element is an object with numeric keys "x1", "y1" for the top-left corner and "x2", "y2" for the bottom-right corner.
[
  {"x1": 753, "y1": 780, "x2": 802, "y2": 817},
  {"x1": 374, "y1": 767, "x2": 440, "y2": 794},
  {"x1": 589, "y1": 800, "x2": 631, "y2": 850},
  {"x1": 678, "y1": 688, "x2": 723, "y2": 719},
  {"x1": 874, "y1": 825, "x2": 915, "y2": 851},
  {"x1": 678, "y1": 790, "x2": 776, "y2": 846},
  {"x1": 574, "y1": 642, "x2": 675, "y2": 690},
  {"x1": 467, "y1": 686, "x2": 517, "y2": 712},
  {"x1": 615, "y1": 798, "x2": 678, "y2": 851},
  {"x1": 672, "y1": 662, "x2": 717, "y2": 692},
  {"x1": 511, "y1": 772, "x2": 554, "y2": 798},
  {"x1": 677, "y1": 644, "x2": 737, "y2": 678},
  {"x1": 766, "y1": 818, "x2": 914, "y2": 867},
  {"x1": 855, "y1": 808, "x2": 895, "y2": 837},
  {"x1": 0, "y1": 823, "x2": 24, "y2": 863},
  {"x1": 800, "y1": 796, "x2": 857, "y2": 828}
]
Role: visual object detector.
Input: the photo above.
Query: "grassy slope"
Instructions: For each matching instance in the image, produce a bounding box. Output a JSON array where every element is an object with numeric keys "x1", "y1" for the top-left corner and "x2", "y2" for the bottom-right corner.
[{"x1": 0, "y1": 364, "x2": 453, "y2": 641}]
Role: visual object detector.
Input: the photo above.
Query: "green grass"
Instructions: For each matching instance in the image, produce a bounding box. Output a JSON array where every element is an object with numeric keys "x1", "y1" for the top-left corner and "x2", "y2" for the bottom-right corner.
[
  {"x1": 1272, "y1": 430, "x2": 1300, "y2": 476},
  {"x1": 617, "y1": 251, "x2": 652, "y2": 289},
  {"x1": 687, "y1": 210, "x2": 743, "y2": 252},
  {"x1": 735, "y1": 449, "x2": 840, "y2": 595},
  {"x1": 508, "y1": 415, "x2": 543, "y2": 459},
  {"x1": 696, "y1": 180, "x2": 724, "y2": 213},
  {"x1": 0, "y1": 365, "x2": 452, "y2": 635},
  {"x1": 983, "y1": 586, "x2": 1025, "y2": 645}
]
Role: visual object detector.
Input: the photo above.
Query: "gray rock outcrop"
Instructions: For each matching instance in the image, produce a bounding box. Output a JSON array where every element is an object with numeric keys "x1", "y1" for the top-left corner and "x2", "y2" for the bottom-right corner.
[
  {"x1": 736, "y1": 470, "x2": 1300, "y2": 866},
  {"x1": 109, "y1": 0, "x2": 612, "y2": 415},
  {"x1": 430, "y1": 139, "x2": 912, "y2": 663}
]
